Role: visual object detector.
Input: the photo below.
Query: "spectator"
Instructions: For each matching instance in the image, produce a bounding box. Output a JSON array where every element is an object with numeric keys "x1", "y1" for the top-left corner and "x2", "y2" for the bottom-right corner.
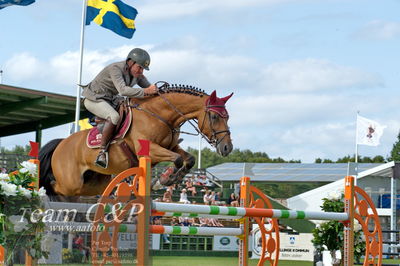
[
  {"x1": 203, "y1": 190, "x2": 212, "y2": 205},
  {"x1": 209, "y1": 218, "x2": 224, "y2": 227},
  {"x1": 199, "y1": 217, "x2": 208, "y2": 227},
  {"x1": 154, "y1": 216, "x2": 170, "y2": 243},
  {"x1": 74, "y1": 234, "x2": 90, "y2": 263},
  {"x1": 163, "y1": 188, "x2": 173, "y2": 203},
  {"x1": 213, "y1": 191, "x2": 225, "y2": 205},
  {"x1": 185, "y1": 178, "x2": 197, "y2": 196},
  {"x1": 227, "y1": 193, "x2": 239, "y2": 207},
  {"x1": 205, "y1": 177, "x2": 214, "y2": 187},
  {"x1": 198, "y1": 175, "x2": 207, "y2": 186},
  {"x1": 179, "y1": 188, "x2": 190, "y2": 204},
  {"x1": 179, "y1": 217, "x2": 190, "y2": 226},
  {"x1": 188, "y1": 217, "x2": 200, "y2": 226},
  {"x1": 170, "y1": 217, "x2": 179, "y2": 226},
  {"x1": 210, "y1": 191, "x2": 216, "y2": 205}
]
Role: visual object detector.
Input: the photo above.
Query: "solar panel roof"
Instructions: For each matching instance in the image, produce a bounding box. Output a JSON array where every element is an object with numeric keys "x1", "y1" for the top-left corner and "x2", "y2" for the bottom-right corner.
[{"x1": 207, "y1": 162, "x2": 382, "y2": 182}]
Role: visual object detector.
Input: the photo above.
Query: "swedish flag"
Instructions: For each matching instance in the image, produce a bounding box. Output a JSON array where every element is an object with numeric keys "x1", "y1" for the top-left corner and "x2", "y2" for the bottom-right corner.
[
  {"x1": 0, "y1": 0, "x2": 35, "y2": 10},
  {"x1": 86, "y1": 0, "x2": 137, "y2": 39}
]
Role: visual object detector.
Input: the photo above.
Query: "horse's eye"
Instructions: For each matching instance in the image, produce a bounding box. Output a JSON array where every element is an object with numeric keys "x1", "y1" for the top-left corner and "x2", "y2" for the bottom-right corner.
[{"x1": 211, "y1": 114, "x2": 219, "y2": 121}]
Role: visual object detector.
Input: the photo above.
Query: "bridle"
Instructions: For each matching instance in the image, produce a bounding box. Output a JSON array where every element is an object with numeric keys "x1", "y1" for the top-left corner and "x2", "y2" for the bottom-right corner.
[
  {"x1": 199, "y1": 103, "x2": 231, "y2": 147},
  {"x1": 128, "y1": 81, "x2": 230, "y2": 148}
]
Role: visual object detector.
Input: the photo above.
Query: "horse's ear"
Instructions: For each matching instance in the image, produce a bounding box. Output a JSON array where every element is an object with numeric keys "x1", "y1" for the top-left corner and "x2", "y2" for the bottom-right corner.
[
  {"x1": 209, "y1": 90, "x2": 217, "y2": 102},
  {"x1": 221, "y1": 92, "x2": 233, "y2": 103}
]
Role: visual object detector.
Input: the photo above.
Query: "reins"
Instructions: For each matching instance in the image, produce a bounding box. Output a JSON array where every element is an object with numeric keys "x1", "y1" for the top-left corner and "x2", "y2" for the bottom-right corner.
[{"x1": 126, "y1": 82, "x2": 230, "y2": 148}]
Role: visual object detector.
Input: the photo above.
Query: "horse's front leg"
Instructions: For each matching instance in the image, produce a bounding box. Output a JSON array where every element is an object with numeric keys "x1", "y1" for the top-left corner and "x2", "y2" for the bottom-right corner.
[
  {"x1": 146, "y1": 143, "x2": 185, "y2": 187},
  {"x1": 170, "y1": 145, "x2": 195, "y2": 180}
]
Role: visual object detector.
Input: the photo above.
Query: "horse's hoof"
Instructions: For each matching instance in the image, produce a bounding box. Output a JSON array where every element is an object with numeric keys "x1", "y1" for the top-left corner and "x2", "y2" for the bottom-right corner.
[{"x1": 160, "y1": 167, "x2": 174, "y2": 184}]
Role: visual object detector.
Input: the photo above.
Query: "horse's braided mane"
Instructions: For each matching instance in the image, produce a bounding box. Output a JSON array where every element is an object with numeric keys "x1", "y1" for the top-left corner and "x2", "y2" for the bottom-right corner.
[{"x1": 159, "y1": 84, "x2": 208, "y2": 97}]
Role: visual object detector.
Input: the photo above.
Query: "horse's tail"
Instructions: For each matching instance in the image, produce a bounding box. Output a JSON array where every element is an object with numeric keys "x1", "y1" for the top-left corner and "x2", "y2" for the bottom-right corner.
[{"x1": 39, "y1": 139, "x2": 64, "y2": 195}]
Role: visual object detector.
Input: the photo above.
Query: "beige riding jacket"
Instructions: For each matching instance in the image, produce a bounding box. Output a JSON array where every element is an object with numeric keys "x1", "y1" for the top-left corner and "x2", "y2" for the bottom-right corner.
[{"x1": 82, "y1": 61, "x2": 151, "y2": 103}]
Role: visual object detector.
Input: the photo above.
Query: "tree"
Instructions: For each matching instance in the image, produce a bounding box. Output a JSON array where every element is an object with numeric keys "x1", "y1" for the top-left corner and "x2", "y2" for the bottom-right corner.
[
  {"x1": 312, "y1": 192, "x2": 365, "y2": 265},
  {"x1": 389, "y1": 132, "x2": 400, "y2": 161}
]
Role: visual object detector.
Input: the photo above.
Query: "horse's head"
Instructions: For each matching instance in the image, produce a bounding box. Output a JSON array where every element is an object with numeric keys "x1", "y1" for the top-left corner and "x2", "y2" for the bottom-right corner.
[{"x1": 198, "y1": 90, "x2": 233, "y2": 156}]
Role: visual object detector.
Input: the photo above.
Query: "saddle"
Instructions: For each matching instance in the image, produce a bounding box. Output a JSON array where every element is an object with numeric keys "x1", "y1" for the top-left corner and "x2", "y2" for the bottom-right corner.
[{"x1": 86, "y1": 102, "x2": 132, "y2": 148}]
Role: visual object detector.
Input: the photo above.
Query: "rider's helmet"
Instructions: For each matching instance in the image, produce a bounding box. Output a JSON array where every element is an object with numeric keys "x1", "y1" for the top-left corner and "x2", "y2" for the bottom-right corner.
[{"x1": 127, "y1": 48, "x2": 150, "y2": 70}]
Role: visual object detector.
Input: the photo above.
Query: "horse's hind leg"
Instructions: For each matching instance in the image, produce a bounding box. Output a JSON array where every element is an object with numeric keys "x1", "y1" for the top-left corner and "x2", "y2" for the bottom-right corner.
[{"x1": 80, "y1": 173, "x2": 113, "y2": 196}]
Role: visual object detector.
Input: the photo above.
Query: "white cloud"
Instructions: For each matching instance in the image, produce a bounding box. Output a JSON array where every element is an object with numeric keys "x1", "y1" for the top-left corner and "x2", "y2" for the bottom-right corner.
[
  {"x1": 355, "y1": 20, "x2": 400, "y2": 40},
  {"x1": 138, "y1": 0, "x2": 292, "y2": 21},
  {"x1": 260, "y1": 58, "x2": 384, "y2": 92},
  {"x1": 4, "y1": 44, "x2": 382, "y2": 97},
  {"x1": 4, "y1": 53, "x2": 44, "y2": 81},
  {"x1": 149, "y1": 48, "x2": 257, "y2": 89}
]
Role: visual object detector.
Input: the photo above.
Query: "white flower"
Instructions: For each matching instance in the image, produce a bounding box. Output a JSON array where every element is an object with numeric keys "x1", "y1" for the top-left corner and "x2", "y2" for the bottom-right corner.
[
  {"x1": 354, "y1": 219, "x2": 362, "y2": 232},
  {"x1": 18, "y1": 186, "x2": 32, "y2": 199},
  {"x1": 327, "y1": 191, "x2": 341, "y2": 200},
  {"x1": 20, "y1": 161, "x2": 37, "y2": 176},
  {"x1": 0, "y1": 173, "x2": 9, "y2": 181},
  {"x1": 9, "y1": 215, "x2": 29, "y2": 232},
  {"x1": 38, "y1": 187, "x2": 46, "y2": 197},
  {"x1": 0, "y1": 181, "x2": 18, "y2": 196}
]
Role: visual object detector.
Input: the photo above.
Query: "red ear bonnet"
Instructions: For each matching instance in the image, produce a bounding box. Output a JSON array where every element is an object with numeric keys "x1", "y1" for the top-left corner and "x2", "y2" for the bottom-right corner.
[{"x1": 205, "y1": 90, "x2": 233, "y2": 118}]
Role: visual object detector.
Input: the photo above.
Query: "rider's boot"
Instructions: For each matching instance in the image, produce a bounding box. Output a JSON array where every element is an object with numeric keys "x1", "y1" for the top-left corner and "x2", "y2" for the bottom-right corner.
[{"x1": 95, "y1": 118, "x2": 116, "y2": 169}]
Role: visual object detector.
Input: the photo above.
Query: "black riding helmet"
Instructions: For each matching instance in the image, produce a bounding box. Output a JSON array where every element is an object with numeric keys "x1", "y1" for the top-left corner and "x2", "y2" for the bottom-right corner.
[{"x1": 127, "y1": 48, "x2": 150, "y2": 70}]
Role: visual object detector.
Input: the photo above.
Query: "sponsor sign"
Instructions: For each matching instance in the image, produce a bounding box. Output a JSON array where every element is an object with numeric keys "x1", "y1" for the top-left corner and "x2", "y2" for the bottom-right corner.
[
  {"x1": 251, "y1": 224, "x2": 314, "y2": 261},
  {"x1": 213, "y1": 236, "x2": 240, "y2": 251},
  {"x1": 213, "y1": 235, "x2": 252, "y2": 251},
  {"x1": 118, "y1": 233, "x2": 160, "y2": 250}
]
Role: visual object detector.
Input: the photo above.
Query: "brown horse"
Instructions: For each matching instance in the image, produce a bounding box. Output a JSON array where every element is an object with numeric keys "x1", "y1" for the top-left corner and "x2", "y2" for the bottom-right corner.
[{"x1": 39, "y1": 84, "x2": 233, "y2": 196}]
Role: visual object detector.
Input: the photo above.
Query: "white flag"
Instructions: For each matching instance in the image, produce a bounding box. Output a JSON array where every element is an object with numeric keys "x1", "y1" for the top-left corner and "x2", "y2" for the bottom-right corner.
[{"x1": 356, "y1": 115, "x2": 386, "y2": 146}]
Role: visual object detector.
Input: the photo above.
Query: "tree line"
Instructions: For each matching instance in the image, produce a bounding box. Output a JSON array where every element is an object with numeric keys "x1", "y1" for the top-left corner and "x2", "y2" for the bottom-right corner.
[{"x1": 2, "y1": 131, "x2": 400, "y2": 169}]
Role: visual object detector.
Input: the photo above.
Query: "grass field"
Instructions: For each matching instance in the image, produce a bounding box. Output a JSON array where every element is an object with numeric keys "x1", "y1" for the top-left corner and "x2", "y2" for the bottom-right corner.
[
  {"x1": 152, "y1": 256, "x2": 312, "y2": 265},
  {"x1": 30, "y1": 256, "x2": 400, "y2": 266}
]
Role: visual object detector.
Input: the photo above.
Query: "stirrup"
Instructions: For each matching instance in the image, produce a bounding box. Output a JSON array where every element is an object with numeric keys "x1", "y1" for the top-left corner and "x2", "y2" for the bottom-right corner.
[{"x1": 95, "y1": 150, "x2": 109, "y2": 169}]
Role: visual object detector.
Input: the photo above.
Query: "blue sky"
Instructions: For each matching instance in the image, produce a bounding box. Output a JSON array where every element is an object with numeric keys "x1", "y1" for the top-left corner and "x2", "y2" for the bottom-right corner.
[{"x1": 1, "y1": 0, "x2": 400, "y2": 162}]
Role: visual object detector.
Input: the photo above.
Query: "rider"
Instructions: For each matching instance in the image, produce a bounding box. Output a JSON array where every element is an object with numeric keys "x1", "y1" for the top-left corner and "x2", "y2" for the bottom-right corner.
[{"x1": 82, "y1": 48, "x2": 158, "y2": 169}]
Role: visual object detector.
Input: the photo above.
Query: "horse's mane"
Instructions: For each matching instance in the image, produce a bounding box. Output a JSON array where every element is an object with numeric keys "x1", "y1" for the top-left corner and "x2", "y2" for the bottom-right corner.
[{"x1": 158, "y1": 84, "x2": 209, "y2": 97}]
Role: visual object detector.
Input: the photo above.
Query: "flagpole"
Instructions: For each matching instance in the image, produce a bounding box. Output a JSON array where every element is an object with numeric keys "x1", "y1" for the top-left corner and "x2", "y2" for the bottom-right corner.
[
  {"x1": 74, "y1": 0, "x2": 88, "y2": 133},
  {"x1": 355, "y1": 111, "x2": 360, "y2": 185}
]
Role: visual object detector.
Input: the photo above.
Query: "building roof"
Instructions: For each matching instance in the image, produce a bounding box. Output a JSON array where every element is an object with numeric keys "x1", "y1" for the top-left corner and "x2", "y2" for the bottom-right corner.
[
  {"x1": 0, "y1": 84, "x2": 89, "y2": 137},
  {"x1": 286, "y1": 161, "x2": 398, "y2": 213},
  {"x1": 207, "y1": 162, "x2": 382, "y2": 182}
]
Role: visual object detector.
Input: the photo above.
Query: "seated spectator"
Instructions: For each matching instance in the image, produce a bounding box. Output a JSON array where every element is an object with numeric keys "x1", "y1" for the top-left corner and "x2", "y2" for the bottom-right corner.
[
  {"x1": 185, "y1": 178, "x2": 197, "y2": 196},
  {"x1": 213, "y1": 192, "x2": 225, "y2": 205},
  {"x1": 179, "y1": 217, "x2": 191, "y2": 226},
  {"x1": 170, "y1": 217, "x2": 179, "y2": 226},
  {"x1": 153, "y1": 216, "x2": 170, "y2": 243},
  {"x1": 227, "y1": 193, "x2": 239, "y2": 207},
  {"x1": 179, "y1": 188, "x2": 191, "y2": 204},
  {"x1": 188, "y1": 217, "x2": 200, "y2": 226},
  {"x1": 208, "y1": 218, "x2": 224, "y2": 227},
  {"x1": 198, "y1": 217, "x2": 208, "y2": 227},
  {"x1": 163, "y1": 188, "x2": 173, "y2": 203},
  {"x1": 205, "y1": 177, "x2": 214, "y2": 187},
  {"x1": 210, "y1": 191, "x2": 216, "y2": 205},
  {"x1": 197, "y1": 175, "x2": 207, "y2": 186},
  {"x1": 151, "y1": 216, "x2": 162, "y2": 224},
  {"x1": 203, "y1": 190, "x2": 212, "y2": 205}
]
